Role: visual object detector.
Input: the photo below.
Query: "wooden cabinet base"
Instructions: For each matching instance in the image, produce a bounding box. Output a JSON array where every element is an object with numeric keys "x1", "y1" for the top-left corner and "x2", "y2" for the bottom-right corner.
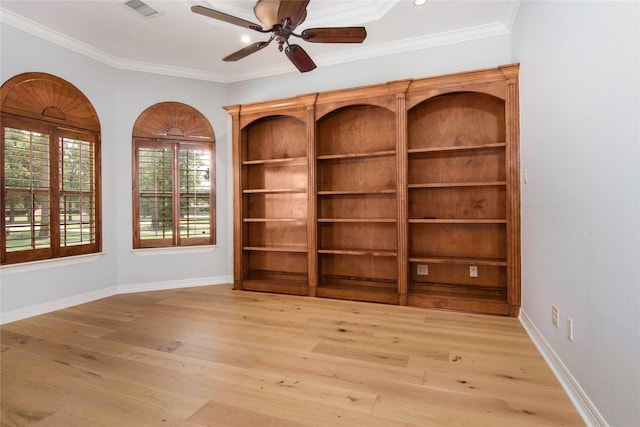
[
  {"x1": 317, "y1": 283, "x2": 399, "y2": 305},
  {"x1": 408, "y1": 294, "x2": 519, "y2": 317}
]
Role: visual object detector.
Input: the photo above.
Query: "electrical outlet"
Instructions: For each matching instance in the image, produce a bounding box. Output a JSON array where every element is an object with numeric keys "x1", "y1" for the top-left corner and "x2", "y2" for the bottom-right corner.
[
  {"x1": 469, "y1": 265, "x2": 478, "y2": 277},
  {"x1": 417, "y1": 264, "x2": 429, "y2": 276},
  {"x1": 552, "y1": 305, "x2": 559, "y2": 328},
  {"x1": 567, "y1": 318, "x2": 574, "y2": 341}
]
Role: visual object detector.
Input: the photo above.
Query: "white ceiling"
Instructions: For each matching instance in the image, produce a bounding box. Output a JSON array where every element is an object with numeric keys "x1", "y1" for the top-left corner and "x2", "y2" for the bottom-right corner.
[{"x1": 0, "y1": 0, "x2": 520, "y2": 83}]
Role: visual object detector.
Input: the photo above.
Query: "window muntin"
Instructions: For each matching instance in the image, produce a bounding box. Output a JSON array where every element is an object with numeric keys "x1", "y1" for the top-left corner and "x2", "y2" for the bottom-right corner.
[
  {"x1": 2, "y1": 119, "x2": 100, "y2": 264},
  {"x1": 179, "y1": 145, "x2": 211, "y2": 240},
  {"x1": 4, "y1": 126, "x2": 51, "y2": 252},
  {"x1": 59, "y1": 135, "x2": 96, "y2": 247},
  {"x1": 138, "y1": 145, "x2": 174, "y2": 242},
  {"x1": 133, "y1": 139, "x2": 214, "y2": 248}
]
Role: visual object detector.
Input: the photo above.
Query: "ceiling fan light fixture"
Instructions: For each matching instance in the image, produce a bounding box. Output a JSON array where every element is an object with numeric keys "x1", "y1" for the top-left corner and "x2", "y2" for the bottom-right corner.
[
  {"x1": 192, "y1": 0, "x2": 366, "y2": 73},
  {"x1": 241, "y1": 35, "x2": 252, "y2": 43},
  {"x1": 413, "y1": 0, "x2": 427, "y2": 6},
  {"x1": 254, "y1": 0, "x2": 280, "y2": 28}
]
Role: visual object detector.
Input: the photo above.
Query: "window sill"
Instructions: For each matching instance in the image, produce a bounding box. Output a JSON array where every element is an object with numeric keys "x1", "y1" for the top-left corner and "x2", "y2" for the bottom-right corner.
[
  {"x1": 0, "y1": 252, "x2": 105, "y2": 275},
  {"x1": 132, "y1": 245, "x2": 219, "y2": 256}
]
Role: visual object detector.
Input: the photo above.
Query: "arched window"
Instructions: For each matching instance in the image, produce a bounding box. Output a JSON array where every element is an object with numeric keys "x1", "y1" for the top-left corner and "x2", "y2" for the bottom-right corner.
[
  {"x1": 132, "y1": 102, "x2": 215, "y2": 248},
  {"x1": 1, "y1": 72, "x2": 102, "y2": 265}
]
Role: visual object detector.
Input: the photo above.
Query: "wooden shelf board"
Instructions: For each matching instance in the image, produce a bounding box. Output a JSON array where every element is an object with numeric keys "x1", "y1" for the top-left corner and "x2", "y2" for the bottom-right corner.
[
  {"x1": 319, "y1": 248, "x2": 397, "y2": 257},
  {"x1": 317, "y1": 150, "x2": 396, "y2": 160},
  {"x1": 243, "y1": 245, "x2": 308, "y2": 253},
  {"x1": 243, "y1": 218, "x2": 307, "y2": 222},
  {"x1": 317, "y1": 282, "x2": 398, "y2": 304},
  {"x1": 407, "y1": 293, "x2": 513, "y2": 316},
  {"x1": 410, "y1": 281, "x2": 506, "y2": 296},
  {"x1": 409, "y1": 256, "x2": 507, "y2": 266},
  {"x1": 409, "y1": 219, "x2": 507, "y2": 224},
  {"x1": 243, "y1": 156, "x2": 307, "y2": 165},
  {"x1": 243, "y1": 188, "x2": 307, "y2": 194},
  {"x1": 408, "y1": 181, "x2": 506, "y2": 189},
  {"x1": 318, "y1": 218, "x2": 397, "y2": 223},
  {"x1": 242, "y1": 279, "x2": 309, "y2": 296},
  {"x1": 408, "y1": 142, "x2": 506, "y2": 154},
  {"x1": 317, "y1": 189, "x2": 396, "y2": 195}
]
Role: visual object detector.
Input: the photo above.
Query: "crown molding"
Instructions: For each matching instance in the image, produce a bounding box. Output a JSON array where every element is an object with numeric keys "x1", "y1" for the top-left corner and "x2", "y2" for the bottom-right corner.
[
  {"x1": 224, "y1": 21, "x2": 511, "y2": 82},
  {"x1": 196, "y1": 0, "x2": 399, "y2": 28},
  {"x1": 0, "y1": 7, "x2": 228, "y2": 83},
  {"x1": 502, "y1": 0, "x2": 522, "y2": 30},
  {"x1": 1, "y1": 5, "x2": 514, "y2": 84}
]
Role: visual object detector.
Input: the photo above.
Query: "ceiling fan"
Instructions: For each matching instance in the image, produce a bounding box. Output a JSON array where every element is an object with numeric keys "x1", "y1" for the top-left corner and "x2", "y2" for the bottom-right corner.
[{"x1": 191, "y1": 0, "x2": 367, "y2": 72}]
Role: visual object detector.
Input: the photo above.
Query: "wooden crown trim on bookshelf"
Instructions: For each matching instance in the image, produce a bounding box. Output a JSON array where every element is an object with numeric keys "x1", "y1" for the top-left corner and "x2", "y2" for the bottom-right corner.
[{"x1": 224, "y1": 65, "x2": 520, "y2": 122}]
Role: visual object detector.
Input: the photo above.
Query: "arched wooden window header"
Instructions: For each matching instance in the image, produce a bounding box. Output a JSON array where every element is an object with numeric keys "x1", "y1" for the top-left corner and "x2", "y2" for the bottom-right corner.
[
  {"x1": 1, "y1": 72, "x2": 100, "y2": 132},
  {"x1": 133, "y1": 102, "x2": 215, "y2": 142}
]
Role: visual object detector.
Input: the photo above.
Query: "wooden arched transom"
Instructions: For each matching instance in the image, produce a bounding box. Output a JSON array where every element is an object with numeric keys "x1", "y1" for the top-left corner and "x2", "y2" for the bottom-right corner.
[
  {"x1": 1, "y1": 72, "x2": 100, "y2": 132},
  {"x1": 133, "y1": 102, "x2": 215, "y2": 142}
]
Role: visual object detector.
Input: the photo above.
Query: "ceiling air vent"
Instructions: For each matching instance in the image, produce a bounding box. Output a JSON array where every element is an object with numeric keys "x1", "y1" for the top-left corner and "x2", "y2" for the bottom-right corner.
[{"x1": 122, "y1": 0, "x2": 162, "y2": 19}]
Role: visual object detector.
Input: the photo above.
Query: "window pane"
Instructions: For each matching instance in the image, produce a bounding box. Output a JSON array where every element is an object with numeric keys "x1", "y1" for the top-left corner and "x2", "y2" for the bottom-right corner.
[
  {"x1": 179, "y1": 147, "x2": 211, "y2": 239},
  {"x1": 140, "y1": 195, "x2": 173, "y2": 240},
  {"x1": 59, "y1": 137, "x2": 96, "y2": 247},
  {"x1": 139, "y1": 148, "x2": 173, "y2": 240},
  {"x1": 4, "y1": 127, "x2": 51, "y2": 252}
]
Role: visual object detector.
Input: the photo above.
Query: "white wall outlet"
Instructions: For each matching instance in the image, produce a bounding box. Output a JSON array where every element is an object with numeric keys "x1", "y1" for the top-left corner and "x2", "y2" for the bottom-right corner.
[
  {"x1": 567, "y1": 317, "x2": 574, "y2": 341},
  {"x1": 524, "y1": 168, "x2": 528, "y2": 184},
  {"x1": 469, "y1": 265, "x2": 478, "y2": 277},
  {"x1": 552, "y1": 305, "x2": 559, "y2": 328},
  {"x1": 417, "y1": 264, "x2": 429, "y2": 276}
]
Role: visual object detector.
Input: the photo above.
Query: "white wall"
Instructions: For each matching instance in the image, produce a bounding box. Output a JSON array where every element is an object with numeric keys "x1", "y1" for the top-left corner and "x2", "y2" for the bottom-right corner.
[
  {"x1": 0, "y1": 24, "x2": 120, "y2": 314},
  {"x1": 228, "y1": 34, "x2": 512, "y2": 104},
  {"x1": 0, "y1": 23, "x2": 233, "y2": 317},
  {"x1": 112, "y1": 69, "x2": 231, "y2": 288},
  {"x1": 512, "y1": 2, "x2": 640, "y2": 426}
]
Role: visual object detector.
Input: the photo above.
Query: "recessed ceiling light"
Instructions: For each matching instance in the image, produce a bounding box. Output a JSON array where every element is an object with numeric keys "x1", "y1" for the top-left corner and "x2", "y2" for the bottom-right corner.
[
  {"x1": 241, "y1": 35, "x2": 251, "y2": 44},
  {"x1": 414, "y1": 0, "x2": 427, "y2": 5}
]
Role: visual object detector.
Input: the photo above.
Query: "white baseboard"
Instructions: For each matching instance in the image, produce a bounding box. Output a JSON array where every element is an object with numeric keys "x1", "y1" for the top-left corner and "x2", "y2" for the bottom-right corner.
[
  {"x1": 0, "y1": 275, "x2": 232, "y2": 325},
  {"x1": 117, "y1": 275, "x2": 232, "y2": 294},
  {"x1": 0, "y1": 286, "x2": 118, "y2": 325},
  {"x1": 519, "y1": 309, "x2": 608, "y2": 427}
]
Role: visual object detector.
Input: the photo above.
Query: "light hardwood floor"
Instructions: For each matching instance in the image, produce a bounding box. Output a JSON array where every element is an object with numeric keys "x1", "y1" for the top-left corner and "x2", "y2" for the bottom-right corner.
[{"x1": 1, "y1": 284, "x2": 584, "y2": 426}]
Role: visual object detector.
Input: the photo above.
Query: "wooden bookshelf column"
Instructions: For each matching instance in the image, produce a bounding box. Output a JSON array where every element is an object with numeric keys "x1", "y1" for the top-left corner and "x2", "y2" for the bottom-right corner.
[{"x1": 225, "y1": 64, "x2": 521, "y2": 316}]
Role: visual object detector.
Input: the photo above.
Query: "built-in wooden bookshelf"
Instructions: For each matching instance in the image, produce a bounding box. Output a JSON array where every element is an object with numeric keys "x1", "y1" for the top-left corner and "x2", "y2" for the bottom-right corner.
[
  {"x1": 225, "y1": 64, "x2": 520, "y2": 316},
  {"x1": 315, "y1": 104, "x2": 399, "y2": 304},
  {"x1": 234, "y1": 112, "x2": 311, "y2": 295}
]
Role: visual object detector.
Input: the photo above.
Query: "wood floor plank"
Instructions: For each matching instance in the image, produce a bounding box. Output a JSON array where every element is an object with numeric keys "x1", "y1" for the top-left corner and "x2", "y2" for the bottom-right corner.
[
  {"x1": 188, "y1": 400, "x2": 309, "y2": 427},
  {"x1": 312, "y1": 342, "x2": 409, "y2": 367},
  {"x1": 1, "y1": 284, "x2": 585, "y2": 426},
  {"x1": 1, "y1": 349, "x2": 204, "y2": 426}
]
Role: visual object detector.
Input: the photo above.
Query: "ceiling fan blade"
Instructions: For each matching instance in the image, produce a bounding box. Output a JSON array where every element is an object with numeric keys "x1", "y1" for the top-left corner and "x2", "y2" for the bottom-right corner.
[
  {"x1": 302, "y1": 27, "x2": 367, "y2": 43},
  {"x1": 285, "y1": 44, "x2": 316, "y2": 73},
  {"x1": 223, "y1": 41, "x2": 271, "y2": 62},
  {"x1": 293, "y1": 9, "x2": 307, "y2": 29},
  {"x1": 254, "y1": 0, "x2": 281, "y2": 28},
  {"x1": 191, "y1": 5, "x2": 264, "y2": 32},
  {"x1": 278, "y1": 0, "x2": 310, "y2": 28}
]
